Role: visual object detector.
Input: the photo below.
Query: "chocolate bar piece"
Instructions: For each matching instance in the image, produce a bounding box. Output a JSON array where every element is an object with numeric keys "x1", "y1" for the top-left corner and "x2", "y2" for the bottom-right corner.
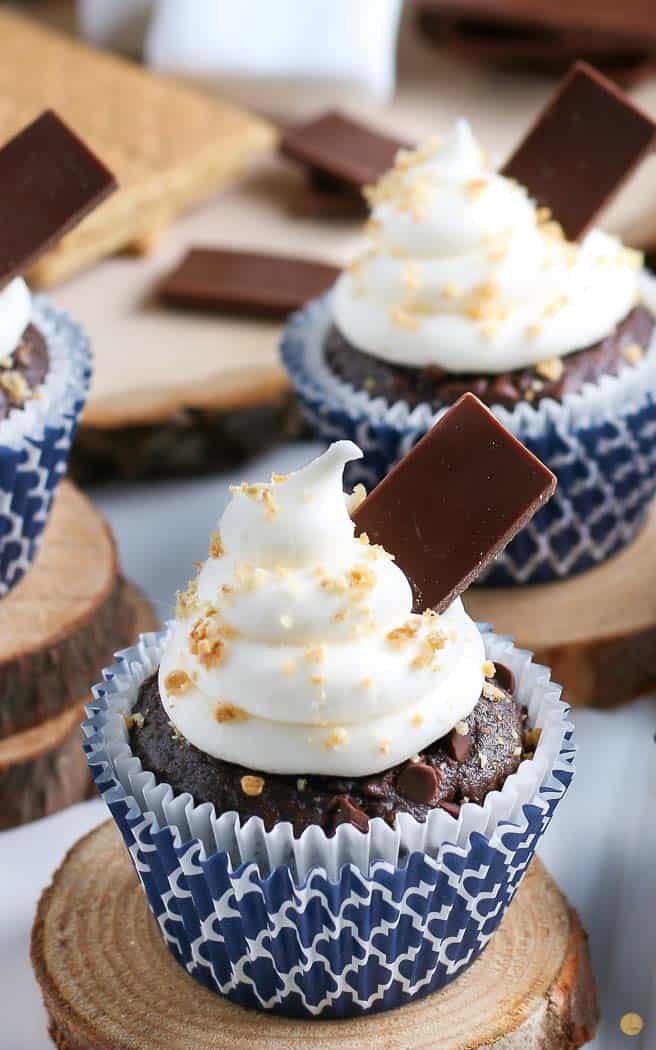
[
  {"x1": 0, "y1": 110, "x2": 116, "y2": 287},
  {"x1": 281, "y1": 111, "x2": 408, "y2": 194},
  {"x1": 412, "y1": 0, "x2": 656, "y2": 50},
  {"x1": 159, "y1": 248, "x2": 339, "y2": 318},
  {"x1": 415, "y1": 5, "x2": 656, "y2": 86},
  {"x1": 353, "y1": 393, "x2": 556, "y2": 613},
  {"x1": 503, "y1": 62, "x2": 656, "y2": 240}
]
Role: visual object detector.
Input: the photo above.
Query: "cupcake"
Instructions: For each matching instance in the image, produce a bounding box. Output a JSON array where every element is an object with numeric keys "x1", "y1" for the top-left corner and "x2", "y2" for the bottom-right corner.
[
  {"x1": 84, "y1": 438, "x2": 573, "y2": 1019},
  {"x1": 0, "y1": 110, "x2": 116, "y2": 595},
  {"x1": 281, "y1": 120, "x2": 656, "y2": 584},
  {"x1": 0, "y1": 276, "x2": 91, "y2": 594}
]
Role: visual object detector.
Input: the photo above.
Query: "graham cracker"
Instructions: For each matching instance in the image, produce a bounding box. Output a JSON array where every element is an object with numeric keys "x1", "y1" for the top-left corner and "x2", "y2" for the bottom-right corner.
[{"x1": 0, "y1": 8, "x2": 275, "y2": 287}]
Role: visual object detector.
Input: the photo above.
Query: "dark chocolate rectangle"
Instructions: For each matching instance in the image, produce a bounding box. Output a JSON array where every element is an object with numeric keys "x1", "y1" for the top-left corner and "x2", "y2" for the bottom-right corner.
[
  {"x1": 281, "y1": 111, "x2": 408, "y2": 190},
  {"x1": 0, "y1": 110, "x2": 117, "y2": 286},
  {"x1": 502, "y1": 62, "x2": 656, "y2": 240},
  {"x1": 159, "y1": 248, "x2": 339, "y2": 319},
  {"x1": 353, "y1": 394, "x2": 556, "y2": 613}
]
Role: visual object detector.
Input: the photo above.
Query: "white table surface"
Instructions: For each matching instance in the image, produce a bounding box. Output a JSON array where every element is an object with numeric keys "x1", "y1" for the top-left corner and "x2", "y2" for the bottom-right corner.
[{"x1": 1, "y1": 441, "x2": 655, "y2": 1049}]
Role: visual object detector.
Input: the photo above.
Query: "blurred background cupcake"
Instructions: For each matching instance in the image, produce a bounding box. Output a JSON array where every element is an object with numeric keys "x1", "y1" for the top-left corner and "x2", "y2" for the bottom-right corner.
[{"x1": 281, "y1": 119, "x2": 656, "y2": 585}]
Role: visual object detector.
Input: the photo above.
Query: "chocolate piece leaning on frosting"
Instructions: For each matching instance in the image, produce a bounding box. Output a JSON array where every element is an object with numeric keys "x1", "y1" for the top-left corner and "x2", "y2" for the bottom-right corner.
[
  {"x1": 0, "y1": 109, "x2": 117, "y2": 288},
  {"x1": 353, "y1": 393, "x2": 556, "y2": 613},
  {"x1": 502, "y1": 61, "x2": 656, "y2": 241}
]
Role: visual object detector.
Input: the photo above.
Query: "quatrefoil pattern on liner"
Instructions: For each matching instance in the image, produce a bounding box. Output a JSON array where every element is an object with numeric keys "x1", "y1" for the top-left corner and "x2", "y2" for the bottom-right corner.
[
  {"x1": 281, "y1": 294, "x2": 656, "y2": 585},
  {"x1": 0, "y1": 298, "x2": 91, "y2": 595},
  {"x1": 83, "y1": 631, "x2": 574, "y2": 1019}
]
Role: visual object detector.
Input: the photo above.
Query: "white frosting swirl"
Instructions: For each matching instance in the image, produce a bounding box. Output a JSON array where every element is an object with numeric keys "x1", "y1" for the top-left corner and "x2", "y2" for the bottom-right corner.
[
  {"x1": 0, "y1": 278, "x2": 31, "y2": 359},
  {"x1": 159, "y1": 442, "x2": 485, "y2": 776},
  {"x1": 332, "y1": 120, "x2": 642, "y2": 373}
]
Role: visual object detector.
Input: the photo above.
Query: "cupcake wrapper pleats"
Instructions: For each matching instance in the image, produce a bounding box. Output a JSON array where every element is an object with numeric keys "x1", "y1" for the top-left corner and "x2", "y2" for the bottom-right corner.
[
  {"x1": 83, "y1": 627, "x2": 574, "y2": 1019},
  {"x1": 0, "y1": 296, "x2": 91, "y2": 595},
  {"x1": 280, "y1": 285, "x2": 656, "y2": 584}
]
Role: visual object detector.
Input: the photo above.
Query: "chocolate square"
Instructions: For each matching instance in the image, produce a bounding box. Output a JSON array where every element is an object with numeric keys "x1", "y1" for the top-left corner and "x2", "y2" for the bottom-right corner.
[{"x1": 353, "y1": 394, "x2": 556, "y2": 612}]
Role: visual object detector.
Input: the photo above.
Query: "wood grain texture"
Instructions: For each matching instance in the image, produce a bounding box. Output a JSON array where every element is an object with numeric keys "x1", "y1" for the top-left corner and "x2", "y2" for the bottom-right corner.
[
  {"x1": 465, "y1": 502, "x2": 656, "y2": 707},
  {"x1": 32, "y1": 821, "x2": 597, "y2": 1050},
  {"x1": 0, "y1": 481, "x2": 134, "y2": 738},
  {"x1": 0, "y1": 582, "x2": 158, "y2": 829}
]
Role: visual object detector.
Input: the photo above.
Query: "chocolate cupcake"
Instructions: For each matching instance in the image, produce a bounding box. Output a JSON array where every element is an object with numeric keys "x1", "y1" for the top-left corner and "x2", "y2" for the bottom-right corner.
[
  {"x1": 84, "y1": 439, "x2": 573, "y2": 1019},
  {"x1": 281, "y1": 121, "x2": 656, "y2": 584}
]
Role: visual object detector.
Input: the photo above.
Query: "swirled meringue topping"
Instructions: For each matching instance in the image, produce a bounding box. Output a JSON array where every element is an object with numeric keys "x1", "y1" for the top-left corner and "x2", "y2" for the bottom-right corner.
[
  {"x1": 0, "y1": 277, "x2": 31, "y2": 359},
  {"x1": 159, "y1": 441, "x2": 485, "y2": 777},
  {"x1": 332, "y1": 120, "x2": 643, "y2": 373}
]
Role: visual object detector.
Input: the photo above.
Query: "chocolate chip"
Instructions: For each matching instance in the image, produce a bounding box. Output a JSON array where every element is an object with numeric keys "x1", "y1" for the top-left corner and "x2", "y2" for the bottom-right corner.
[
  {"x1": 326, "y1": 795, "x2": 369, "y2": 835},
  {"x1": 493, "y1": 663, "x2": 516, "y2": 695},
  {"x1": 446, "y1": 729, "x2": 473, "y2": 764},
  {"x1": 397, "y1": 762, "x2": 440, "y2": 805},
  {"x1": 489, "y1": 376, "x2": 521, "y2": 406},
  {"x1": 438, "y1": 800, "x2": 461, "y2": 819}
]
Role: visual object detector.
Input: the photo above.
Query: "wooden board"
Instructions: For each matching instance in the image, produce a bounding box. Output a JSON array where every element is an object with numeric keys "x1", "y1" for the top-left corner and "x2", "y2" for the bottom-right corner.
[
  {"x1": 31, "y1": 821, "x2": 597, "y2": 1050},
  {"x1": 35, "y1": 6, "x2": 656, "y2": 440},
  {"x1": 465, "y1": 501, "x2": 656, "y2": 707},
  {"x1": 0, "y1": 581, "x2": 158, "y2": 829},
  {"x1": 0, "y1": 480, "x2": 138, "y2": 738}
]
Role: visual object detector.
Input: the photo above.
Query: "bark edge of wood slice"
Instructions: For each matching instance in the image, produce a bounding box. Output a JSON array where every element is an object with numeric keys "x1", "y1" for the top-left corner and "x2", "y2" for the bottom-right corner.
[
  {"x1": 0, "y1": 581, "x2": 158, "y2": 830},
  {"x1": 0, "y1": 480, "x2": 148, "y2": 738},
  {"x1": 32, "y1": 821, "x2": 598, "y2": 1050},
  {"x1": 465, "y1": 501, "x2": 656, "y2": 707}
]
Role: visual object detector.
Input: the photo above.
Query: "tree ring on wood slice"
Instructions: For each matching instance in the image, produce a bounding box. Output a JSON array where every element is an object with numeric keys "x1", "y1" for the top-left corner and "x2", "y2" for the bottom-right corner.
[
  {"x1": 465, "y1": 500, "x2": 656, "y2": 708},
  {"x1": 0, "y1": 480, "x2": 149, "y2": 739},
  {"x1": 0, "y1": 582, "x2": 158, "y2": 830},
  {"x1": 31, "y1": 821, "x2": 598, "y2": 1050}
]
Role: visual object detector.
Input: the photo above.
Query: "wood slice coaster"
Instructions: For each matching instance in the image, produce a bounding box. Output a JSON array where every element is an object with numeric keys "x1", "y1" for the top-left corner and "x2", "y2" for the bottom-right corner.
[
  {"x1": 465, "y1": 502, "x2": 656, "y2": 708},
  {"x1": 32, "y1": 821, "x2": 597, "y2": 1050},
  {"x1": 0, "y1": 480, "x2": 140, "y2": 739},
  {"x1": 0, "y1": 581, "x2": 158, "y2": 830}
]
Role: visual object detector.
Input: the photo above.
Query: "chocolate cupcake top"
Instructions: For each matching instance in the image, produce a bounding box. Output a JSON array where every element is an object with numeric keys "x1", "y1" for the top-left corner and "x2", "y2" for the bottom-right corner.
[
  {"x1": 159, "y1": 441, "x2": 486, "y2": 778},
  {"x1": 332, "y1": 121, "x2": 643, "y2": 375}
]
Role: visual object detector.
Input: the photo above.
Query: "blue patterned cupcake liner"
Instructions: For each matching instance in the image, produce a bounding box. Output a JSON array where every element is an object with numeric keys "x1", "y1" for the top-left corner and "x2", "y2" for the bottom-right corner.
[
  {"x1": 82, "y1": 625, "x2": 574, "y2": 1019},
  {"x1": 0, "y1": 295, "x2": 92, "y2": 596},
  {"x1": 280, "y1": 281, "x2": 656, "y2": 584}
]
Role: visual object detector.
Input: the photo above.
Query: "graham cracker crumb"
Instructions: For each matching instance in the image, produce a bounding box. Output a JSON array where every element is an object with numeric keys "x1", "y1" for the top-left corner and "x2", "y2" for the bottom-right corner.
[
  {"x1": 391, "y1": 304, "x2": 420, "y2": 332},
  {"x1": 347, "y1": 483, "x2": 367, "y2": 514},
  {"x1": 176, "y1": 577, "x2": 199, "y2": 619},
  {"x1": 305, "y1": 644, "x2": 325, "y2": 665},
  {"x1": 621, "y1": 343, "x2": 644, "y2": 365},
  {"x1": 482, "y1": 660, "x2": 496, "y2": 678},
  {"x1": 164, "y1": 669, "x2": 193, "y2": 695},
  {"x1": 535, "y1": 357, "x2": 564, "y2": 382},
  {"x1": 215, "y1": 702, "x2": 250, "y2": 723},
  {"x1": 190, "y1": 613, "x2": 237, "y2": 669},
  {"x1": 323, "y1": 727, "x2": 348, "y2": 750},
  {"x1": 124, "y1": 711, "x2": 145, "y2": 730},
  {"x1": 483, "y1": 681, "x2": 506, "y2": 702},
  {"x1": 241, "y1": 775, "x2": 264, "y2": 796},
  {"x1": 0, "y1": 370, "x2": 29, "y2": 404},
  {"x1": 208, "y1": 530, "x2": 224, "y2": 558},
  {"x1": 619, "y1": 1013, "x2": 644, "y2": 1036}
]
